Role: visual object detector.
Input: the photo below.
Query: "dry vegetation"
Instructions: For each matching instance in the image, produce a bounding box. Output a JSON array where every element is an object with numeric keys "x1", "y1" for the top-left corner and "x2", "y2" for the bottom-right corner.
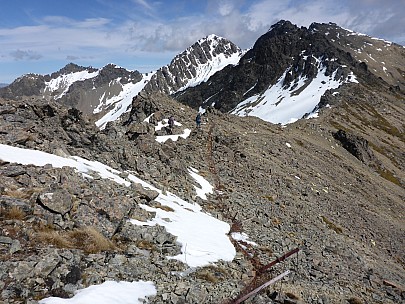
[
  {"x1": 34, "y1": 225, "x2": 115, "y2": 254},
  {"x1": 321, "y1": 216, "x2": 343, "y2": 234},
  {"x1": 3, "y1": 187, "x2": 43, "y2": 200},
  {"x1": 1, "y1": 205, "x2": 26, "y2": 220},
  {"x1": 135, "y1": 239, "x2": 155, "y2": 251},
  {"x1": 194, "y1": 265, "x2": 228, "y2": 283}
]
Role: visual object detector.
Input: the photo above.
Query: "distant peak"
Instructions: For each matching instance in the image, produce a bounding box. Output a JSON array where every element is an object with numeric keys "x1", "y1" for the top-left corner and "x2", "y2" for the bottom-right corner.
[
  {"x1": 197, "y1": 34, "x2": 228, "y2": 44},
  {"x1": 206, "y1": 34, "x2": 220, "y2": 40},
  {"x1": 55, "y1": 63, "x2": 97, "y2": 76},
  {"x1": 104, "y1": 63, "x2": 123, "y2": 69},
  {"x1": 268, "y1": 20, "x2": 296, "y2": 32}
]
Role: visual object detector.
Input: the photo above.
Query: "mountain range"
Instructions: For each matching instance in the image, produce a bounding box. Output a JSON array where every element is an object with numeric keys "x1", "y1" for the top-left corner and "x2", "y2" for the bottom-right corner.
[
  {"x1": 0, "y1": 20, "x2": 404, "y2": 304},
  {"x1": 1, "y1": 21, "x2": 403, "y2": 129}
]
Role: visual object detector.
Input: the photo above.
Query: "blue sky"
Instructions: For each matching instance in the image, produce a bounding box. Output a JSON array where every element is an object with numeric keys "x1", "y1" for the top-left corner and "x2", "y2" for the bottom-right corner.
[{"x1": 0, "y1": 0, "x2": 404, "y2": 83}]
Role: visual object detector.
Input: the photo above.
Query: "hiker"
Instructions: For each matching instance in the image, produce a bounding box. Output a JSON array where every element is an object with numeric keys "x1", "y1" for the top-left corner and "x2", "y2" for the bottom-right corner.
[
  {"x1": 195, "y1": 112, "x2": 201, "y2": 128},
  {"x1": 168, "y1": 116, "x2": 175, "y2": 134}
]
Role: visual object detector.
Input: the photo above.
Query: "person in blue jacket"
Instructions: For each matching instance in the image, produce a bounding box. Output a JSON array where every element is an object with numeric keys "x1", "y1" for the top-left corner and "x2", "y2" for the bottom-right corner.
[{"x1": 195, "y1": 112, "x2": 201, "y2": 128}]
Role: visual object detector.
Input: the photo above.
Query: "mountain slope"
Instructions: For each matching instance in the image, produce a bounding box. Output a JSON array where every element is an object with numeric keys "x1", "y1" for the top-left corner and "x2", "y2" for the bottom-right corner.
[
  {"x1": 0, "y1": 35, "x2": 242, "y2": 129},
  {"x1": 174, "y1": 21, "x2": 405, "y2": 125},
  {"x1": 311, "y1": 22, "x2": 405, "y2": 91},
  {"x1": 0, "y1": 90, "x2": 403, "y2": 303},
  {"x1": 143, "y1": 34, "x2": 243, "y2": 95}
]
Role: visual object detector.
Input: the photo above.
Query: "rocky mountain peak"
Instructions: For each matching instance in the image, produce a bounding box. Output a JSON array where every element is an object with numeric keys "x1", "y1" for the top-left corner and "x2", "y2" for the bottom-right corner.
[
  {"x1": 51, "y1": 62, "x2": 96, "y2": 78},
  {"x1": 142, "y1": 34, "x2": 242, "y2": 95},
  {"x1": 267, "y1": 19, "x2": 298, "y2": 34},
  {"x1": 191, "y1": 34, "x2": 240, "y2": 60},
  {"x1": 0, "y1": 73, "x2": 46, "y2": 99},
  {"x1": 174, "y1": 19, "x2": 402, "y2": 123}
]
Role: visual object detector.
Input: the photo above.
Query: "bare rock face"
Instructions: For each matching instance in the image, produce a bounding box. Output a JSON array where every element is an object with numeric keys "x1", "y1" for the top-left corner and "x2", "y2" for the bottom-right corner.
[
  {"x1": 0, "y1": 74, "x2": 46, "y2": 99},
  {"x1": 333, "y1": 129, "x2": 381, "y2": 168}
]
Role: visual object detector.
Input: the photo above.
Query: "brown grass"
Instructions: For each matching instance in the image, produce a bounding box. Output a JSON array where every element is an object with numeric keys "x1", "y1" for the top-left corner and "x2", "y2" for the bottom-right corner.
[
  {"x1": 272, "y1": 217, "x2": 282, "y2": 225},
  {"x1": 285, "y1": 292, "x2": 300, "y2": 300},
  {"x1": 35, "y1": 226, "x2": 115, "y2": 253},
  {"x1": 36, "y1": 230, "x2": 73, "y2": 248},
  {"x1": 377, "y1": 168, "x2": 401, "y2": 186},
  {"x1": 195, "y1": 265, "x2": 227, "y2": 283},
  {"x1": 321, "y1": 216, "x2": 343, "y2": 234},
  {"x1": 136, "y1": 239, "x2": 155, "y2": 251},
  {"x1": 263, "y1": 195, "x2": 275, "y2": 202},
  {"x1": 4, "y1": 187, "x2": 43, "y2": 200},
  {"x1": 258, "y1": 245, "x2": 273, "y2": 256},
  {"x1": 153, "y1": 203, "x2": 174, "y2": 212},
  {"x1": 70, "y1": 227, "x2": 115, "y2": 254},
  {"x1": 2, "y1": 206, "x2": 26, "y2": 220}
]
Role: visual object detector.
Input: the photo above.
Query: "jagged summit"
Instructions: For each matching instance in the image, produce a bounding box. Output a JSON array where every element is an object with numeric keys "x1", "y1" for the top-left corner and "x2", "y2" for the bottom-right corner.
[
  {"x1": 174, "y1": 20, "x2": 404, "y2": 125},
  {"x1": 50, "y1": 63, "x2": 97, "y2": 78},
  {"x1": 142, "y1": 34, "x2": 242, "y2": 95},
  {"x1": 266, "y1": 19, "x2": 298, "y2": 33}
]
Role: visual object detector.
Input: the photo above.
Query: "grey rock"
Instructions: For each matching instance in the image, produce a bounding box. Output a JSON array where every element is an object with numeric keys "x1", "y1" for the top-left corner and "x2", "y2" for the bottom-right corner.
[
  {"x1": 0, "y1": 236, "x2": 13, "y2": 244},
  {"x1": 38, "y1": 189, "x2": 73, "y2": 215},
  {"x1": 10, "y1": 239, "x2": 21, "y2": 254}
]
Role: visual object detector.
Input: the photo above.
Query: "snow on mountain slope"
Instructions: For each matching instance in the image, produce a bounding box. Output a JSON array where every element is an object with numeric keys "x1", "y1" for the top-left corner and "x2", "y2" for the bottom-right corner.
[
  {"x1": 144, "y1": 34, "x2": 243, "y2": 95},
  {"x1": 176, "y1": 35, "x2": 243, "y2": 92},
  {"x1": 231, "y1": 58, "x2": 358, "y2": 124},
  {"x1": 95, "y1": 72, "x2": 155, "y2": 130},
  {"x1": 310, "y1": 22, "x2": 405, "y2": 91},
  {"x1": 43, "y1": 69, "x2": 100, "y2": 99}
]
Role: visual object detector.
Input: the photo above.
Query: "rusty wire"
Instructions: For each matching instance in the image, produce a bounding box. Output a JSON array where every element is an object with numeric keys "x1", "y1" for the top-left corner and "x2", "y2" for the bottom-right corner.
[{"x1": 205, "y1": 119, "x2": 300, "y2": 303}]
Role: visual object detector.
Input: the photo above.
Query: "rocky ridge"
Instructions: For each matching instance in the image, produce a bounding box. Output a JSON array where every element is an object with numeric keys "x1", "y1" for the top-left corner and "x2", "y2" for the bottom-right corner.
[
  {"x1": 143, "y1": 35, "x2": 242, "y2": 96},
  {"x1": 0, "y1": 35, "x2": 242, "y2": 126},
  {"x1": 173, "y1": 21, "x2": 404, "y2": 116},
  {"x1": 0, "y1": 84, "x2": 404, "y2": 303}
]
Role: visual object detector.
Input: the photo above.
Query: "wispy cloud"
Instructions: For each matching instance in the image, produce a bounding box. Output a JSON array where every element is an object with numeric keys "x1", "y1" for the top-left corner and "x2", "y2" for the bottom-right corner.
[
  {"x1": 132, "y1": 0, "x2": 153, "y2": 11},
  {"x1": 1, "y1": 0, "x2": 403, "y2": 62},
  {"x1": 10, "y1": 49, "x2": 42, "y2": 61}
]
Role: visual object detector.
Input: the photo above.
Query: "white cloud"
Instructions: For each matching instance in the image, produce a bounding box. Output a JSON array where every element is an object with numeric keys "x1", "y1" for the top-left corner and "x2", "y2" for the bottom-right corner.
[
  {"x1": 218, "y1": 0, "x2": 234, "y2": 16},
  {"x1": 10, "y1": 49, "x2": 42, "y2": 61},
  {"x1": 132, "y1": 0, "x2": 153, "y2": 11},
  {"x1": 2, "y1": 0, "x2": 403, "y2": 61}
]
